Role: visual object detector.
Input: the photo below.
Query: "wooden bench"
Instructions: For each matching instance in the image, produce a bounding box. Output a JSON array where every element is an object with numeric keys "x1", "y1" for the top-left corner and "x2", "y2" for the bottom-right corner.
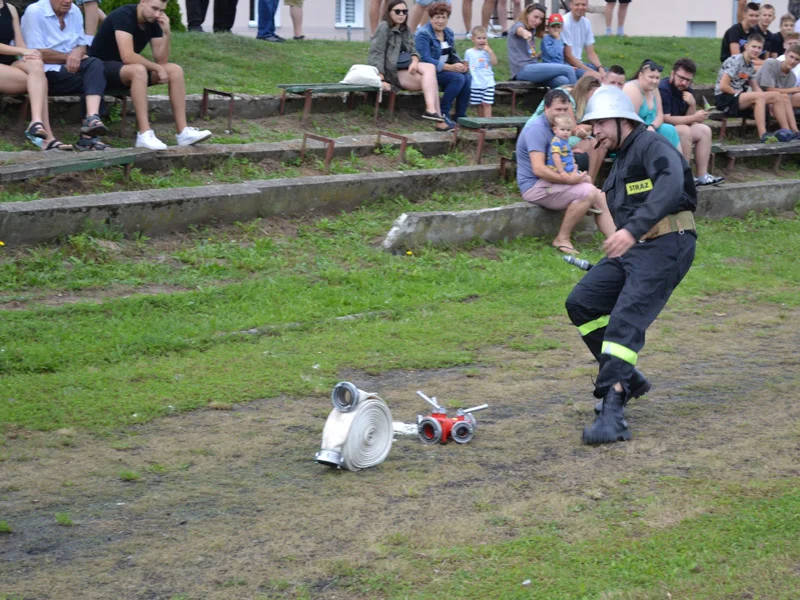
[
  {"x1": 495, "y1": 81, "x2": 548, "y2": 115},
  {"x1": 0, "y1": 147, "x2": 153, "y2": 183},
  {"x1": 709, "y1": 110, "x2": 751, "y2": 141},
  {"x1": 714, "y1": 139, "x2": 800, "y2": 171},
  {"x1": 277, "y1": 83, "x2": 384, "y2": 125},
  {"x1": 457, "y1": 116, "x2": 529, "y2": 163}
]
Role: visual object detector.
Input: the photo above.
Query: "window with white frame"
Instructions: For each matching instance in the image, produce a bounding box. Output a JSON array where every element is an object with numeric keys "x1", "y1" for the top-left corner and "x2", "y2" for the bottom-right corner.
[{"x1": 336, "y1": 0, "x2": 364, "y2": 28}]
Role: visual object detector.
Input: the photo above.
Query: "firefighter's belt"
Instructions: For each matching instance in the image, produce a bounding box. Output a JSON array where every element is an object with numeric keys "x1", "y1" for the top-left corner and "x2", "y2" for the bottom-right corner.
[{"x1": 640, "y1": 211, "x2": 695, "y2": 241}]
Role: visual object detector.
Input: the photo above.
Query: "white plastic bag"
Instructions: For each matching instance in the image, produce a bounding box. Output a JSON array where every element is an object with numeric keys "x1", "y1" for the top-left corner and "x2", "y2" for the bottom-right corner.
[{"x1": 340, "y1": 64, "x2": 382, "y2": 87}]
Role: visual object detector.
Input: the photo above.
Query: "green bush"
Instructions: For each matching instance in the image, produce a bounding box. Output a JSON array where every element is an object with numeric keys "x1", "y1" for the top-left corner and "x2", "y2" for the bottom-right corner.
[
  {"x1": 13, "y1": 0, "x2": 186, "y2": 32},
  {"x1": 97, "y1": 0, "x2": 186, "y2": 33}
]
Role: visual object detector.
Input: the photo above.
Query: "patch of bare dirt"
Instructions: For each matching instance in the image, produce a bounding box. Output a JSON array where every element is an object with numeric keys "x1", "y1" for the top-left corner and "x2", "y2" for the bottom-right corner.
[{"x1": 1, "y1": 296, "x2": 798, "y2": 599}]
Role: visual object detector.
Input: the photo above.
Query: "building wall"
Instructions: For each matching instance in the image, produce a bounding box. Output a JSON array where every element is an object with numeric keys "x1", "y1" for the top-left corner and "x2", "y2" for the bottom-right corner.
[{"x1": 177, "y1": 0, "x2": 793, "y2": 40}]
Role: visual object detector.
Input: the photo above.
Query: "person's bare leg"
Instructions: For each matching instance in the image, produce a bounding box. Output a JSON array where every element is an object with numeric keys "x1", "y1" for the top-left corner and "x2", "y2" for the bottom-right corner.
[
  {"x1": 739, "y1": 93, "x2": 767, "y2": 137},
  {"x1": 483, "y1": 102, "x2": 492, "y2": 117},
  {"x1": 691, "y1": 123, "x2": 711, "y2": 177},
  {"x1": 604, "y1": 2, "x2": 613, "y2": 31},
  {"x1": 496, "y1": 0, "x2": 508, "y2": 32},
  {"x1": 85, "y1": 95, "x2": 102, "y2": 117},
  {"x1": 617, "y1": 3, "x2": 628, "y2": 30},
  {"x1": 408, "y1": 3, "x2": 426, "y2": 31},
  {"x1": 121, "y1": 64, "x2": 151, "y2": 133},
  {"x1": 13, "y1": 61, "x2": 47, "y2": 126},
  {"x1": 290, "y1": 5, "x2": 303, "y2": 37},
  {"x1": 369, "y1": 0, "x2": 381, "y2": 33},
  {"x1": 553, "y1": 195, "x2": 593, "y2": 253},
  {"x1": 164, "y1": 63, "x2": 188, "y2": 132},
  {"x1": 592, "y1": 191, "x2": 616, "y2": 238},
  {"x1": 463, "y1": 0, "x2": 472, "y2": 32},
  {"x1": 398, "y1": 65, "x2": 441, "y2": 115},
  {"x1": 674, "y1": 124, "x2": 692, "y2": 163},
  {"x1": 82, "y1": 1, "x2": 101, "y2": 36},
  {"x1": 481, "y1": 0, "x2": 495, "y2": 28}
]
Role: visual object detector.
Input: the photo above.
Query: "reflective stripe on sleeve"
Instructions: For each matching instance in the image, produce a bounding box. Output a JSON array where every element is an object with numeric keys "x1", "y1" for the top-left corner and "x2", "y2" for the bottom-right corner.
[
  {"x1": 602, "y1": 341, "x2": 638, "y2": 365},
  {"x1": 578, "y1": 315, "x2": 610, "y2": 337}
]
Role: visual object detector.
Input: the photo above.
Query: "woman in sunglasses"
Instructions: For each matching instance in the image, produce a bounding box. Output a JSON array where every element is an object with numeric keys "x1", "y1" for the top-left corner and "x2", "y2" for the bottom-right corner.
[
  {"x1": 623, "y1": 59, "x2": 681, "y2": 149},
  {"x1": 368, "y1": 0, "x2": 449, "y2": 129},
  {"x1": 507, "y1": 3, "x2": 577, "y2": 88}
]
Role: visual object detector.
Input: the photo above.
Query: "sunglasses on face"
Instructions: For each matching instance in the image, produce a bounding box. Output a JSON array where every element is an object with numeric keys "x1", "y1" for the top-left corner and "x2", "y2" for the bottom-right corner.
[
  {"x1": 392, "y1": 8, "x2": 408, "y2": 15},
  {"x1": 643, "y1": 60, "x2": 664, "y2": 72}
]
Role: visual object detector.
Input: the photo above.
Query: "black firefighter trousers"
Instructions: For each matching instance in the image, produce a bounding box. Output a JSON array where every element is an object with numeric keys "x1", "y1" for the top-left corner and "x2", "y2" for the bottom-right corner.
[{"x1": 565, "y1": 231, "x2": 696, "y2": 398}]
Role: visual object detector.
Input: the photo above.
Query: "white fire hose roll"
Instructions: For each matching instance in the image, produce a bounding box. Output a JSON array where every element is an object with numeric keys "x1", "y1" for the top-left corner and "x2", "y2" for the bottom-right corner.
[{"x1": 316, "y1": 383, "x2": 393, "y2": 471}]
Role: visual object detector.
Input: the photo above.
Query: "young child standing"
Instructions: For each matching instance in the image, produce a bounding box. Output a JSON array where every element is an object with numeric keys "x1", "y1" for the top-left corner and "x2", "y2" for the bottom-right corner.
[
  {"x1": 464, "y1": 26, "x2": 498, "y2": 117},
  {"x1": 540, "y1": 13, "x2": 565, "y2": 65},
  {"x1": 547, "y1": 114, "x2": 577, "y2": 174}
]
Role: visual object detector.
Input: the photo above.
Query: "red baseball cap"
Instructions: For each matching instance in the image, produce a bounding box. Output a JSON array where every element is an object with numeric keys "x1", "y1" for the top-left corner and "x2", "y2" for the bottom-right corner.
[{"x1": 548, "y1": 13, "x2": 564, "y2": 25}]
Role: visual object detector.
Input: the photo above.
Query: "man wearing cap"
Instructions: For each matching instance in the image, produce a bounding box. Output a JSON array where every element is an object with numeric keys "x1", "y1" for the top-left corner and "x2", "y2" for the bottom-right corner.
[{"x1": 564, "y1": 86, "x2": 698, "y2": 445}]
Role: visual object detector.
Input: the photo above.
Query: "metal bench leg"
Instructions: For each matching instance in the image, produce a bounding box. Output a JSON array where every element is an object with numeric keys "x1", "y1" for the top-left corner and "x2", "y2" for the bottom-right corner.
[
  {"x1": 119, "y1": 96, "x2": 128, "y2": 137},
  {"x1": 388, "y1": 91, "x2": 397, "y2": 121},
  {"x1": 19, "y1": 97, "x2": 30, "y2": 124},
  {"x1": 476, "y1": 128, "x2": 487, "y2": 164},
  {"x1": 511, "y1": 90, "x2": 518, "y2": 116},
  {"x1": 773, "y1": 154, "x2": 783, "y2": 173},
  {"x1": 719, "y1": 117, "x2": 727, "y2": 141},
  {"x1": 726, "y1": 156, "x2": 735, "y2": 171},
  {"x1": 302, "y1": 89, "x2": 313, "y2": 126},
  {"x1": 279, "y1": 90, "x2": 287, "y2": 115}
]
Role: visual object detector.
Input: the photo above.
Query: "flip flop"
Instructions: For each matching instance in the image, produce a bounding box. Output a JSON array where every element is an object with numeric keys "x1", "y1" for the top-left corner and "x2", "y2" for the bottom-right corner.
[
  {"x1": 26, "y1": 121, "x2": 47, "y2": 139},
  {"x1": 555, "y1": 244, "x2": 579, "y2": 255},
  {"x1": 45, "y1": 139, "x2": 73, "y2": 151}
]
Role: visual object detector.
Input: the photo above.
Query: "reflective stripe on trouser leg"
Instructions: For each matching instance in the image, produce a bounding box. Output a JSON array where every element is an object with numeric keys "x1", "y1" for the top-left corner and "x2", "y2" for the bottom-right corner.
[
  {"x1": 601, "y1": 341, "x2": 638, "y2": 365},
  {"x1": 578, "y1": 315, "x2": 609, "y2": 337}
]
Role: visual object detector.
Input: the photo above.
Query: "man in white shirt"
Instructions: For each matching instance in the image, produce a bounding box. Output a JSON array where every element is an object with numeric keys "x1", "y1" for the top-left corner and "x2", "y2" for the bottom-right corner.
[
  {"x1": 562, "y1": 0, "x2": 605, "y2": 81},
  {"x1": 22, "y1": 0, "x2": 109, "y2": 150}
]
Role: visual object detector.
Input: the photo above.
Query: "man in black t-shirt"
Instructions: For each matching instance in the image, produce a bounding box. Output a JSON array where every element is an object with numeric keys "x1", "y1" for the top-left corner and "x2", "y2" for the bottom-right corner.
[
  {"x1": 721, "y1": 2, "x2": 760, "y2": 63},
  {"x1": 89, "y1": 0, "x2": 211, "y2": 149}
]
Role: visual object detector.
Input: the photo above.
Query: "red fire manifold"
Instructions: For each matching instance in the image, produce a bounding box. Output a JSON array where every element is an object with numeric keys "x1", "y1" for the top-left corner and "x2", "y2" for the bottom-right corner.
[{"x1": 416, "y1": 390, "x2": 489, "y2": 445}]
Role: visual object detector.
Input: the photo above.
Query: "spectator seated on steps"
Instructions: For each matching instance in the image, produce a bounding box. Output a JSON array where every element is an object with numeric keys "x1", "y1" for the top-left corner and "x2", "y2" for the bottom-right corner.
[
  {"x1": 659, "y1": 58, "x2": 724, "y2": 187},
  {"x1": 88, "y1": 0, "x2": 211, "y2": 150},
  {"x1": 715, "y1": 34, "x2": 798, "y2": 143},
  {"x1": 21, "y1": 0, "x2": 110, "y2": 151}
]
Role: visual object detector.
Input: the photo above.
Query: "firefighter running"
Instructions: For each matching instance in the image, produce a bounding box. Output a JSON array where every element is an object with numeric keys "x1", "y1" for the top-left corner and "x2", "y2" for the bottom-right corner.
[{"x1": 565, "y1": 86, "x2": 698, "y2": 445}]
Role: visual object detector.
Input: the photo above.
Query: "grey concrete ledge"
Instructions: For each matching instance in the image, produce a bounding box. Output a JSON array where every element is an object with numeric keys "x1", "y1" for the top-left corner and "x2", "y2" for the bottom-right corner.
[
  {"x1": 0, "y1": 165, "x2": 498, "y2": 246},
  {"x1": 380, "y1": 178, "x2": 800, "y2": 252}
]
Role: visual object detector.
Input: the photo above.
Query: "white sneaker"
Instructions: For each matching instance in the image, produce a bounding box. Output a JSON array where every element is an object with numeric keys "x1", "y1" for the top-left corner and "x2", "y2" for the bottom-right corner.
[
  {"x1": 135, "y1": 130, "x2": 168, "y2": 150},
  {"x1": 176, "y1": 126, "x2": 212, "y2": 147},
  {"x1": 465, "y1": 31, "x2": 472, "y2": 40}
]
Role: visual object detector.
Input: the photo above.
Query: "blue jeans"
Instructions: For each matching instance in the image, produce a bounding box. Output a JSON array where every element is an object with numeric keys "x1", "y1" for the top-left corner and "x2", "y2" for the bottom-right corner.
[
  {"x1": 257, "y1": 0, "x2": 279, "y2": 38},
  {"x1": 437, "y1": 70, "x2": 471, "y2": 119},
  {"x1": 515, "y1": 63, "x2": 577, "y2": 88}
]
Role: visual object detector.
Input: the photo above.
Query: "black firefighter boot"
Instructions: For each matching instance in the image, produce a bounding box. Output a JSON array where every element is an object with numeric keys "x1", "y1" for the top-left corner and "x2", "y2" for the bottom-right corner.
[
  {"x1": 594, "y1": 368, "x2": 651, "y2": 414},
  {"x1": 583, "y1": 387, "x2": 631, "y2": 445}
]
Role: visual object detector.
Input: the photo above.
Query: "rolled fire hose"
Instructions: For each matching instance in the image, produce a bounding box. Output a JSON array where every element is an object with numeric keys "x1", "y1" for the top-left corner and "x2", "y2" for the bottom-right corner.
[{"x1": 315, "y1": 381, "x2": 393, "y2": 471}]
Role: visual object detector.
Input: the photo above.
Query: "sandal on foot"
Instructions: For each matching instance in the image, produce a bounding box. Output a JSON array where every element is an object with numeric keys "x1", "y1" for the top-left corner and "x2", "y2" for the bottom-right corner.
[
  {"x1": 554, "y1": 244, "x2": 578, "y2": 255},
  {"x1": 75, "y1": 136, "x2": 109, "y2": 152},
  {"x1": 45, "y1": 139, "x2": 73, "y2": 151},
  {"x1": 26, "y1": 121, "x2": 47, "y2": 139},
  {"x1": 421, "y1": 111, "x2": 445, "y2": 122},
  {"x1": 81, "y1": 114, "x2": 108, "y2": 137}
]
